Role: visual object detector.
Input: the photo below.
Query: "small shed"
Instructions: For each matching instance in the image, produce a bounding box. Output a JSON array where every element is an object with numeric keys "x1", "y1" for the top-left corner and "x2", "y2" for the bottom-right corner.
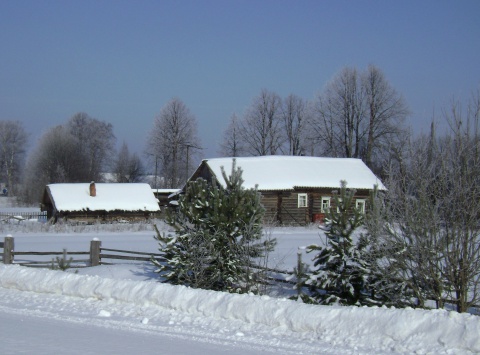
[
  {"x1": 152, "y1": 188, "x2": 181, "y2": 217},
  {"x1": 41, "y1": 182, "x2": 160, "y2": 223},
  {"x1": 188, "y1": 156, "x2": 385, "y2": 225},
  {"x1": 152, "y1": 189, "x2": 181, "y2": 207}
]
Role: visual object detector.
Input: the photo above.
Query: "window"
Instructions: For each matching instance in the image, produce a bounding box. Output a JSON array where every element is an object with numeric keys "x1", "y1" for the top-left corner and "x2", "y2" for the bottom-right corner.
[
  {"x1": 298, "y1": 193, "x2": 308, "y2": 208},
  {"x1": 356, "y1": 199, "x2": 366, "y2": 214},
  {"x1": 321, "y1": 196, "x2": 330, "y2": 213}
]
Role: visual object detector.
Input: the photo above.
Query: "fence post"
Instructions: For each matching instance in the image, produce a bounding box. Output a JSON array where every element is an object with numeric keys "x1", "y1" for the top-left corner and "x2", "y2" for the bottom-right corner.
[
  {"x1": 90, "y1": 239, "x2": 101, "y2": 266},
  {"x1": 3, "y1": 235, "x2": 14, "y2": 264}
]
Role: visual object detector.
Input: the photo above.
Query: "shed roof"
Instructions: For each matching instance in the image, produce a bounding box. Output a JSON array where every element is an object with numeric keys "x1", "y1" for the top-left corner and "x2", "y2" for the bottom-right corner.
[
  {"x1": 46, "y1": 183, "x2": 160, "y2": 213},
  {"x1": 199, "y1": 156, "x2": 385, "y2": 191}
]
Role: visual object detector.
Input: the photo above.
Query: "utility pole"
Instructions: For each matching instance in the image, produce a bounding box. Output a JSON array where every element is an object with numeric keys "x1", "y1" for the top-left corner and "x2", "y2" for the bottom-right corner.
[
  {"x1": 183, "y1": 143, "x2": 202, "y2": 184},
  {"x1": 146, "y1": 153, "x2": 159, "y2": 190},
  {"x1": 154, "y1": 155, "x2": 158, "y2": 190}
]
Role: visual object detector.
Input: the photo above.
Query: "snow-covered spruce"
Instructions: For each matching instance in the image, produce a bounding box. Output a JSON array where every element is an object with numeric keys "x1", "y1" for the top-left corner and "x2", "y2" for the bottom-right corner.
[
  {"x1": 153, "y1": 160, "x2": 275, "y2": 293},
  {"x1": 306, "y1": 181, "x2": 371, "y2": 306}
]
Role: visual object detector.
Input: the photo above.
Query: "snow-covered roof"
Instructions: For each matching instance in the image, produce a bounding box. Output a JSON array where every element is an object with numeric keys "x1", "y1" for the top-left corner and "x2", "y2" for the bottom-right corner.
[
  {"x1": 46, "y1": 183, "x2": 160, "y2": 212},
  {"x1": 202, "y1": 156, "x2": 385, "y2": 191}
]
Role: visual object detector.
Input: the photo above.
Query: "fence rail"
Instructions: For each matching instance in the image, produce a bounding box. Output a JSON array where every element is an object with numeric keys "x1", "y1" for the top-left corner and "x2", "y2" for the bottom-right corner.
[
  {"x1": 14, "y1": 251, "x2": 90, "y2": 256},
  {"x1": 100, "y1": 247, "x2": 166, "y2": 264}
]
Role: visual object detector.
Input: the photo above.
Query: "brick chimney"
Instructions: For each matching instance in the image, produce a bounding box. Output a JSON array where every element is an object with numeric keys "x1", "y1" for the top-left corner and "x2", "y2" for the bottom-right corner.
[{"x1": 89, "y1": 181, "x2": 96, "y2": 197}]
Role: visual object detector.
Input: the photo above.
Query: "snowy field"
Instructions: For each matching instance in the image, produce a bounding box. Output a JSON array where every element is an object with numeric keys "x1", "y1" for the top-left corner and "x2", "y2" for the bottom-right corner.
[{"x1": 0, "y1": 198, "x2": 479, "y2": 354}]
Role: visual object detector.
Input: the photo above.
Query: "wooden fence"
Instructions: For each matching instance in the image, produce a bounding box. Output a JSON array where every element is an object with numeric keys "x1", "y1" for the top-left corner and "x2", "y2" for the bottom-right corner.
[
  {"x1": 0, "y1": 236, "x2": 294, "y2": 283},
  {"x1": 0, "y1": 235, "x2": 297, "y2": 289},
  {"x1": 0, "y1": 236, "x2": 165, "y2": 268}
]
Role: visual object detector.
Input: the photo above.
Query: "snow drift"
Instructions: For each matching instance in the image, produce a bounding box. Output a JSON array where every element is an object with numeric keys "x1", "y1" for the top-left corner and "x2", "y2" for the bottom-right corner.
[{"x1": 0, "y1": 265, "x2": 478, "y2": 354}]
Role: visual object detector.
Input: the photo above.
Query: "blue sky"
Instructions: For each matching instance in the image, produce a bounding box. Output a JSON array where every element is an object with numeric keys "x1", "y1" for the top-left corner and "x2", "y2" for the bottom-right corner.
[{"x1": 1, "y1": 0, "x2": 479, "y2": 161}]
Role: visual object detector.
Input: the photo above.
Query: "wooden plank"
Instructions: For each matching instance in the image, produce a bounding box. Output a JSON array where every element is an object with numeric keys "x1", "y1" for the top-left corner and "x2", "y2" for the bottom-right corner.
[
  {"x1": 14, "y1": 259, "x2": 90, "y2": 265},
  {"x1": 100, "y1": 248, "x2": 163, "y2": 257},
  {"x1": 16, "y1": 263, "x2": 89, "y2": 269},
  {"x1": 13, "y1": 251, "x2": 89, "y2": 256},
  {"x1": 100, "y1": 253, "x2": 165, "y2": 262}
]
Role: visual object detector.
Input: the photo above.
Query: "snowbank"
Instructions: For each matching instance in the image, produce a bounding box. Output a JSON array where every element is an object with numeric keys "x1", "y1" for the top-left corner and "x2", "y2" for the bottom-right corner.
[{"x1": 0, "y1": 265, "x2": 478, "y2": 354}]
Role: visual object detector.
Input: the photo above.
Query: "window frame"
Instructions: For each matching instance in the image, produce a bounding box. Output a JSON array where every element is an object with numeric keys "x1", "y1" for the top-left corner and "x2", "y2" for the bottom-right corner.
[
  {"x1": 356, "y1": 199, "x2": 366, "y2": 214},
  {"x1": 297, "y1": 193, "x2": 308, "y2": 208},
  {"x1": 320, "y1": 196, "x2": 331, "y2": 213}
]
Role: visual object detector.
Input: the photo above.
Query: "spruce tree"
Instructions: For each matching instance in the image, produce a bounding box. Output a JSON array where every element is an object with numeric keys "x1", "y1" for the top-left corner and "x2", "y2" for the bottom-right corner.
[
  {"x1": 153, "y1": 159, "x2": 275, "y2": 293},
  {"x1": 290, "y1": 249, "x2": 314, "y2": 303},
  {"x1": 306, "y1": 181, "x2": 370, "y2": 305}
]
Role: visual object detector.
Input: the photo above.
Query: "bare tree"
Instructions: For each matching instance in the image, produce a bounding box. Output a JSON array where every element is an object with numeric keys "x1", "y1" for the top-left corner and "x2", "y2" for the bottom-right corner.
[
  {"x1": 309, "y1": 65, "x2": 408, "y2": 170},
  {"x1": 371, "y1": 133, "x2": 446, "y2": 308},
  {"x1": 20, "y1": 114, "x2": 116, "y2": 204},
  {"x1": 221, "y1": 93, "x2": 309, "y2": 157},
  {"x1": 241, "y1": 89, "x2": 284, "y2": 156},
  {"x1": 219, "y1": 113, "x2": 245, "y2": 157},
  {"x1": 113, "y1": 142, "x2": 145, "y2": 183},
  {"x1": 367, "y1": 93, "x2": 480, "y2": 312},
  {"x1": 281, "y1": 94, "x2": 309, "y2": 155},
  {"x1": 436, "y1": 95, "x2": 480, "y2": 312},
  {"x1": 362, "y1": 65, "x2": 409, "y2": 168},
  {"x1": 310, "y1": 67, "x2": 366, "y2": 158},
  {"x1": 67, "y1": 112, "x2": 116, "y2": 181},
  {"x1": 147, "y1": 98, "x2": 200, "y2": 188},
  {"x1": 21, "y1": 125, "x2": 83, "y2": 203},
  {"x1": 0, "y1": 120, "x2": 28, "y2": 196}
]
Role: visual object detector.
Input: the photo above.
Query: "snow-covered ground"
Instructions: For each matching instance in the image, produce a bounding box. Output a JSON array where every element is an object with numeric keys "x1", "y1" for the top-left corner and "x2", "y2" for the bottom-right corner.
[
  {"x1": 0, "y1": 259, "x2": 478, "y2": 354},
  {"x1": 0, "y1": 197, "x2": 478, "y2": 354}
]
